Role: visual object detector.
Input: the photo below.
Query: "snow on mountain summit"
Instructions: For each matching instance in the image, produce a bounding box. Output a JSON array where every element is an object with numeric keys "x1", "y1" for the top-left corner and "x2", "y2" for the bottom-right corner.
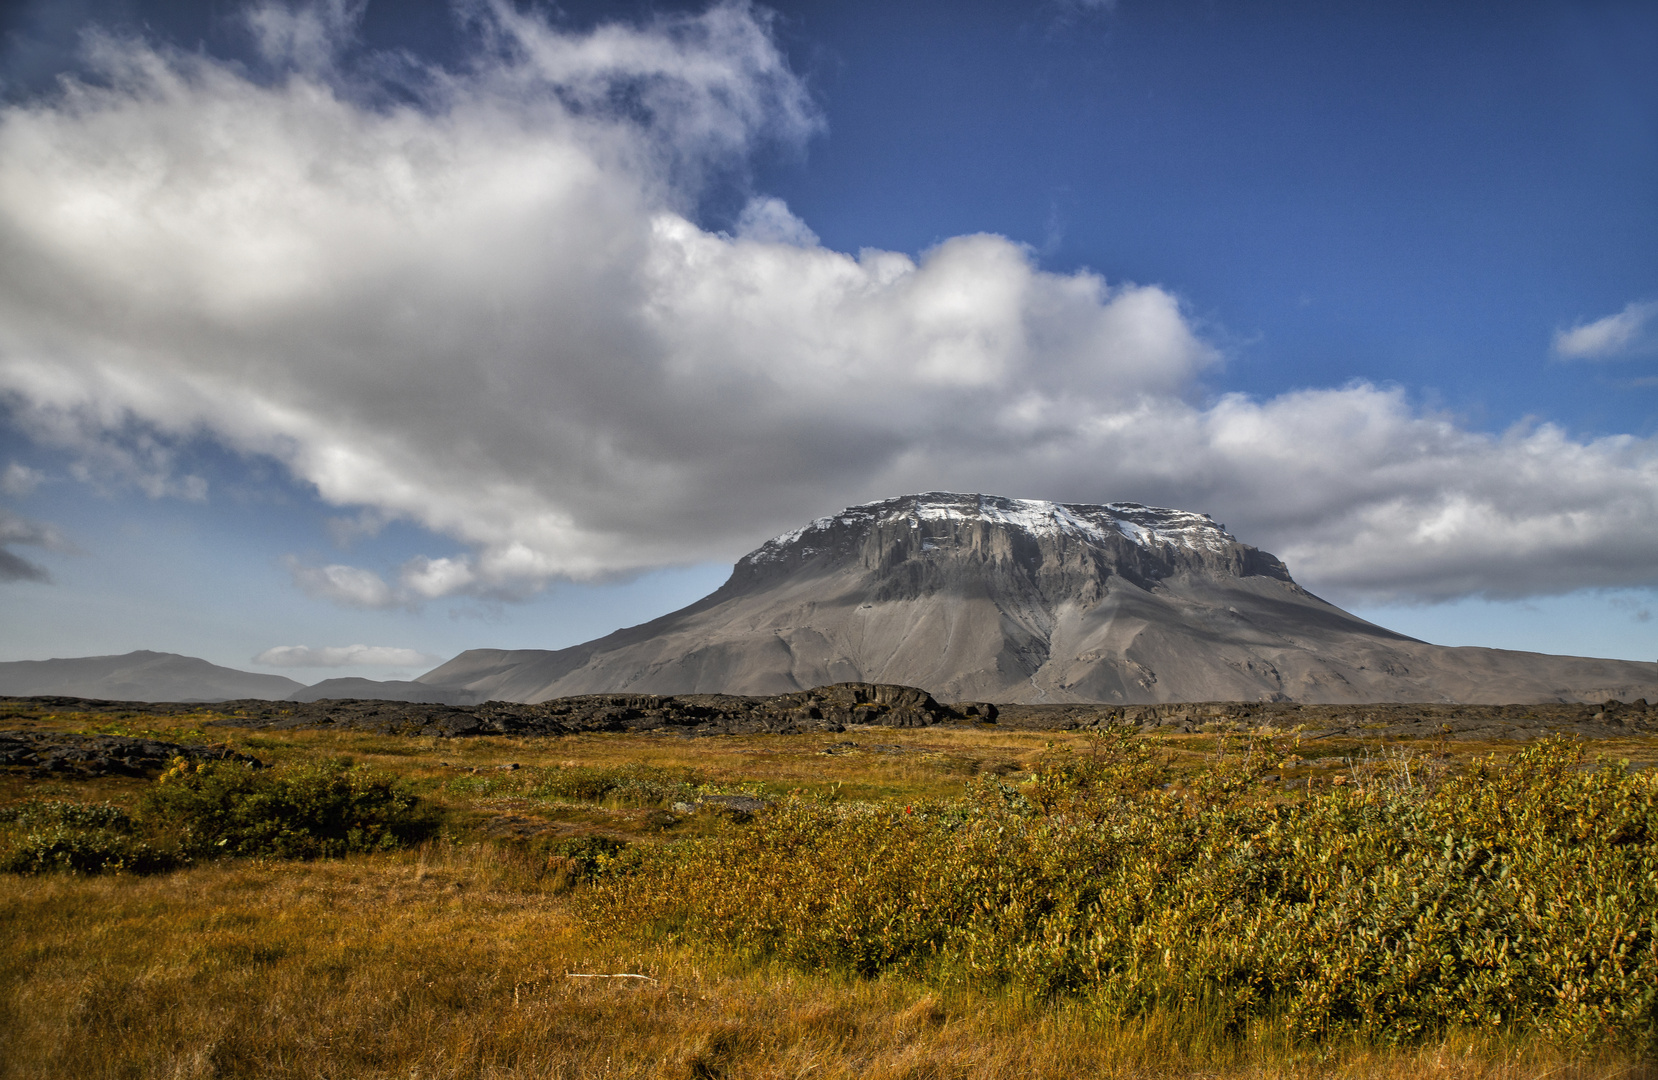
[{"x1": 744, "y1": 492, "x2": 1236, "y2": 565}]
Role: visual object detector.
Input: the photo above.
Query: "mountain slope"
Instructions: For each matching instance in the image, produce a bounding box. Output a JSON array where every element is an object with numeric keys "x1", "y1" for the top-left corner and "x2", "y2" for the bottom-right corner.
[
  {"x1": 0, "y1": 651, "x2": 305, "y2": 702},
  {"x1": 417, "y1": 493, "x2": 1658, "y2": 705},
  {"x1": 287, "y1": 678, "x2": 478, "y2": 706}
]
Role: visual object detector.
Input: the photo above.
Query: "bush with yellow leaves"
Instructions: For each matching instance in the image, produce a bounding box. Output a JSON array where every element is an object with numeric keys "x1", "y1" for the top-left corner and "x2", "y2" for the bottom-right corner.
[{"x1": 580, "y1": 735, "x2": 1657, "y2": 1051}]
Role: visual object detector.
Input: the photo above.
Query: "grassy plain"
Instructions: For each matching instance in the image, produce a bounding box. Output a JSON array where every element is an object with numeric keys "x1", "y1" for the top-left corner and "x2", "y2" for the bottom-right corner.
[{"x1": 2, "y1": 699, "x2": 1655, "y2": 1079}]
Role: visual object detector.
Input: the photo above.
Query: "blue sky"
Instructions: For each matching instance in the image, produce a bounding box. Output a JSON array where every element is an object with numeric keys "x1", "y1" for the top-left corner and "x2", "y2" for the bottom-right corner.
[{"x1": 1, "y1": 0, "x2": 1655, "y2": 681}]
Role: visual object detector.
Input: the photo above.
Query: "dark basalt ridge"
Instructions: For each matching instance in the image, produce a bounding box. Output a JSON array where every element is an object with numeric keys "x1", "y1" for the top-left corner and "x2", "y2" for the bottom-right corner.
[
  {"x1": 204, "y1": 682, "x2": 988, "y2": 737},
  {"x1": 5, "y1": 688, "x2": 1652, "y2": 742}
]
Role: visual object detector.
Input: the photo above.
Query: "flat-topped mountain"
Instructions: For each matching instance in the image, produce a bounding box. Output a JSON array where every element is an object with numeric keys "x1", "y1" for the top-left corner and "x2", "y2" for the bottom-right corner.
[{"x1": 414, "y1": 493, "x2": 1658, "y2": 705}]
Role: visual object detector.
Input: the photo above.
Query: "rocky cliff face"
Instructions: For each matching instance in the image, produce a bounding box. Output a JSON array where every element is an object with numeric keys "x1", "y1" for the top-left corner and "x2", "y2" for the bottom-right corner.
[
  {"x1": 413, "y1": 493, "x2": 1658, "y2": 705},
  {"x1": 731, "y1": 494, "x2": 1291, "y2": 601}
]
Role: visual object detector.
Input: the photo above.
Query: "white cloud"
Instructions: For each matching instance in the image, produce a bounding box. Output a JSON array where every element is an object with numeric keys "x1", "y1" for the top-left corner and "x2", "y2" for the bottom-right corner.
[
  {"x1": 252, "y1": 643, "x2": 442, "y2": 668},
  {"x1": 1, "y1": 1, "x2": 1657, "y2": 610},
  {"x1": 324, "y1": 507, "x2": 389, "y2": 548},
  {"x1": 285, "y1": 559, "x2": 398, "y2": 609},
  {"x1": 733, "y1": 195, "x2": 819, "y2": 246},
  {"x1": 244, "y1": 0, "x2": 363, "y2": 73},
  {"x1": 1, "y1": 463, "x2": 42, "y2": 497},
  {"x1": 1553, "y1": 299, "x2": 1658, "y2": 360},
  {"x1": 399, "y1": 555, "x2": 480, "y2": 600}
]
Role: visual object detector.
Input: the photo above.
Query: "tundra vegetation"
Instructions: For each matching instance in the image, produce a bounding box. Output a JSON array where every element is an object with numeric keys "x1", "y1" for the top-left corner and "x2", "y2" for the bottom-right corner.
[{"x1": 1, "y1": 697, "x2": 1655, "y2": 1079}]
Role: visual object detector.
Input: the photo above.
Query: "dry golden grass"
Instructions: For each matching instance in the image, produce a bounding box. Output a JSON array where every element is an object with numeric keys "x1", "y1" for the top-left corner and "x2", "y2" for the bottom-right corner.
[
  {"x1": 5, "y1": 701, "x2": 1657, "y2": 1078},
  {"x1": 1, "y1": 843, "x2": 1651, "y2": 1080}
]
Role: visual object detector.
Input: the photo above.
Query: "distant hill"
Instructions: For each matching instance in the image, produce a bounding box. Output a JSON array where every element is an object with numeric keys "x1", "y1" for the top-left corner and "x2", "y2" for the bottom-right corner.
[
  {"x1": 286, "y1": 678, "x2": 478, "y2": 706},
  {"x1": 412, "y1": 492, "x2": 1658, "y2": 705},
  {"x1": 0, "y1": 651, "x2": 304, "y2": 702}
]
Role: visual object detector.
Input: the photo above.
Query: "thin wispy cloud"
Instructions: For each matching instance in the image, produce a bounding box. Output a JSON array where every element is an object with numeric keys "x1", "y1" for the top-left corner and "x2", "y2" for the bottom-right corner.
[
  {"x1": 0, "y1": 1, "x2": 1656, "y2": 611},
  {"x1": 1554, "y1": 300, "x2": 1658, "y2": 360},
  {"x1": 1048, "y1": 0, "x2": 1119, "y2": 27},
  {"x1": 1, "y1": 463, "x2": 43, "y2": 497},
  {"x1": 252, "y1": 643, "x2": 442, "y2": 668}
]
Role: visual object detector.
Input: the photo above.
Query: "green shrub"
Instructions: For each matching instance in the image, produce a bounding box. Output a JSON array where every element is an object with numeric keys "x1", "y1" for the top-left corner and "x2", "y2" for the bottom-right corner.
[
  {"x1": 0, "y1": 798, "x2": 132, "y2": 830},
  {"x1": 542, "y1": 834, "x2": 636, "y2": 880},
  {"x1": 528, "y1": 762, "x2": 705, "y2": 807},
  {"x1": 0, "y1": 824, "x2": 176, "y2": 875},
  {"x1": 3, "y1": 760, "x2": 433, "y2": 874},
  {"x1": 1023, "y1": 726, "x2": 1170, "y2": 811},
  {"x1": 579, "y1": 737, "x2": 1658, "y2": 1051},
  {"x1": 140, "y1": 757, "x2": 431, "y2": 859},
  {"x1": 0, "y1": 799, "x2": 176, "y2": 874}
]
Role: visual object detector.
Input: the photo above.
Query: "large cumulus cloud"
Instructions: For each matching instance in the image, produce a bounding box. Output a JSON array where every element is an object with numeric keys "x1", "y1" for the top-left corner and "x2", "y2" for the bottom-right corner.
[{"x1": 1, "y1": 0, "x2": 1656, "y2": 608}]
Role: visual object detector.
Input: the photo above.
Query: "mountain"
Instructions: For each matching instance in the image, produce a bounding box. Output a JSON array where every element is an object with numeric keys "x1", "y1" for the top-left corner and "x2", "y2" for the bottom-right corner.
[
  {"x1": 286, "y1": 678, "x2": 478, "y2": 706},
  {"x1": 0, "y1": 650, "x2": 305, "y2": 702},
  {"x1": 413, "y1": 492, "x2": 1658, "y2": 706}
]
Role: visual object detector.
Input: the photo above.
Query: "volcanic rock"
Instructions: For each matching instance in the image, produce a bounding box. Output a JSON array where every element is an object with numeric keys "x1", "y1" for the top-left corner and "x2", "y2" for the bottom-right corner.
[
  {"x1": 0, "y1": 730, "x2": 262, "y2": 777},
  {"x1": 205, "y1": 681, "x2": 975, "y2": 737},
  {"x1": 5, "y1": 691, "x2": 1652, "y2": 742}
]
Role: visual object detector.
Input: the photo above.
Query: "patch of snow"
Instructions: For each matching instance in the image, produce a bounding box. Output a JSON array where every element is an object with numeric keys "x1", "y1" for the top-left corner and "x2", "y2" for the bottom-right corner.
[{"x1": 741, "y1": 491, "x2": 1238, "y2": 565}]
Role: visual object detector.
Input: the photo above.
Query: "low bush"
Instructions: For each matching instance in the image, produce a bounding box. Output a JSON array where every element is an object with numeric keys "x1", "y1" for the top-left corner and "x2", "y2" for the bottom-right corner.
[
  {"x1": 528, "y1": 762, "x2": 706, "y2": 807},
  {"x1": 580, "y1": 736, "x2": 1658, "y2": 1051},
  {"x1": 1, "y1": 759, "x2": 432, "y2": 873},
  {"x1": 0, "y1": 798, "x2": 177, "y2": 874},
  {"x1": 547, "y1": 833, "x2": 632, "y2": 872},
  {"x1": 0, "y1": 798, "x2": 132, "y2": 831},
  {"x1": 141, "y1": 757, "x2": 432, "y2": 859}
]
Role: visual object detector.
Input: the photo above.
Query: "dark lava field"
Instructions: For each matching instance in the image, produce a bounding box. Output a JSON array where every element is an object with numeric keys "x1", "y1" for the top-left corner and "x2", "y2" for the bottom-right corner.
[{"x1": 4, "y1": 682, "x2": 1653, "y2": 743}]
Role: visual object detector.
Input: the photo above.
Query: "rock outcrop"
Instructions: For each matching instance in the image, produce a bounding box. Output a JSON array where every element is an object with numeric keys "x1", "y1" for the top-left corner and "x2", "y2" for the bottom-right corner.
[
  {"x1": 5, "y1": 690, "x2": 1651, "y2": 742},
  {"x1": 169, "y1": 681, "x2": 979, "y2": 737},
  {"x1": 0, "y1": 730, "x2": 261, "y2": 777},
  {"x1": 206, "y1": 681, "x2": 982, "y2": 738}
]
